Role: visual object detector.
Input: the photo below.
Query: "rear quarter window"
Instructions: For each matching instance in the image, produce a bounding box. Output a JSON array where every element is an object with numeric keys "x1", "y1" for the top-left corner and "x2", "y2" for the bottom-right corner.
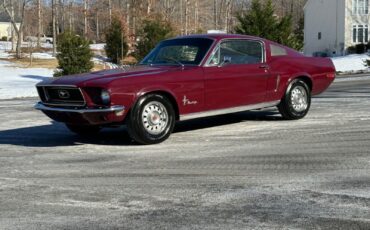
[{"x1": 270, "y1": 44, "x2": 287, "y2": 56}]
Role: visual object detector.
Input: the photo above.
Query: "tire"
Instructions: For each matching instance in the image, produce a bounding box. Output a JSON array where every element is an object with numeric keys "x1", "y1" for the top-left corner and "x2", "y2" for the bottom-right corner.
[
  {"x1": 66, "y1": 124, "x2": 101, "y2": 136},
  {"x1": 126, "y1": 94, "x2": 176, "y2": 145},
  {"x1": 278, "y1": 79, "x2": 311, "y2": 120}
]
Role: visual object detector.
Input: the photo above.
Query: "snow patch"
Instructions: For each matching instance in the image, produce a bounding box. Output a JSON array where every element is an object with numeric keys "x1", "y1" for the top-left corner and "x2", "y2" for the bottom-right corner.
[
  {"x1": 90, "y1": 43, "x2": 105, "y2": 51},
  {"x1": 331, "y1": 54, "x2": 369, "y2": 73},
  {"x1": 0, "y1": 60, "x2": 53, "y2": 99},
  {"x1": 27, "y1": 52, "x2": 55, "y2": 60}
]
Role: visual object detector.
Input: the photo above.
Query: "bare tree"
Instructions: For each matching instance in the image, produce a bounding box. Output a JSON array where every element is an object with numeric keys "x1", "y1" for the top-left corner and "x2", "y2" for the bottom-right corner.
[
  {"x1": 0, "y1": 0, "x2": 306, "y2": 51},
  {"x1": 2, "y1": 0, "x2": 30, "y2": 58},
  {"x1": 68, "y1": 0, "x2": 74, "y2": 31},
  {"x1": 213, "y1": 0, "x2": 217, "y2": 29},
  {"x1": 84, "y1": 0, "x2": 88, "y2": 36},
  {"x1": 184, "y1": 0, "x2": 189, "y2": 34},
  {"x1": 37, "y1": 0, "x2": 41, "y2": 47},
  {"x1": 224, "y1": 0, "x2": 232, "y2": 32},
  {"x1": 10, "y1": 1, "x2": 15, "y2": 52},
  {"x1": 52, "y1": 0, "x2": 57, "y2": 56},
  {"x1": 59, "y1": 0, "x2": 65, "y2": 33},
  {"x1": 108, "y1": 0, "x2": 112, "y2": 24}
]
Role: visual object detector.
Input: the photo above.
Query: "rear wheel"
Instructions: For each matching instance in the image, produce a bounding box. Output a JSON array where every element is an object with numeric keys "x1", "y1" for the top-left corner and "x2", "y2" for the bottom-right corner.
[
  {"x1": 278, "y1": 80, "x2": 311, "y2": 120},
  {"x1": 66, "y1": 124, "x2": 101, "y2": 136},
  {"x1": 126, "y1": 94, "x2": 175, "y2": 145}
]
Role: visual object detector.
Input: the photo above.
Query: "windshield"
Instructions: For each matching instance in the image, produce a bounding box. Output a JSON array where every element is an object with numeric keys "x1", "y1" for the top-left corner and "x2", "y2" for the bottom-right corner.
[{"x1": 140, "y1": 38, "x2": 214, "y2": 66}]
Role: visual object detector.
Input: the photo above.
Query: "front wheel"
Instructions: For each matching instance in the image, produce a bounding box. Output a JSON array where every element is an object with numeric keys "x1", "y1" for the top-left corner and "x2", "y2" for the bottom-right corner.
[
  {"x1": 278, "y1": 80, "x2": 311, "y2": 120},
  {"x1": 126, "y1": 94, "x2": 176, "y2": 145}
]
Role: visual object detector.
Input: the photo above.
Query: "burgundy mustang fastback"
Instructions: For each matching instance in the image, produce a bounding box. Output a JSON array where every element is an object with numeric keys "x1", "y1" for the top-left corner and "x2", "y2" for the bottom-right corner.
[{"x1": 35, "y1": 34, "x2": 335, "y2": 144}]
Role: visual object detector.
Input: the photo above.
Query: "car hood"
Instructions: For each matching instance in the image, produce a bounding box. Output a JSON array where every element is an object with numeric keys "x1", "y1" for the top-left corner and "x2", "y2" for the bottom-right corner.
[{"x1": 40, "y1": 65, "x2": 181, "y2": 86}]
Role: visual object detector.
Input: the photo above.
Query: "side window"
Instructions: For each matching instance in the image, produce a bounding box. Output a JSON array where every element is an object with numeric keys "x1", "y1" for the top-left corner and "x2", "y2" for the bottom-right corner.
[
  {"x1": 208, "y1": 40, "x2": 263, "y2": 66},
  {"x1": 270, "y1": 44, "x2": 287, "y2": 56}
]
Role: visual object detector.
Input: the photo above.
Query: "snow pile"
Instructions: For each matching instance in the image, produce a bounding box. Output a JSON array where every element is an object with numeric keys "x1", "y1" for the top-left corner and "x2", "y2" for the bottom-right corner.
[
  {"x1": 0, "y1": 41, "x2": 12, "y2": 51},
  {"x1": 0, "y1": 60, "x2": 53, "y2": 99},
  {"x1": 331, "y1": 54, "x2": 369, "y2": 73},
  {"x1": 90, "y1": 43, "x2": 105, "y2": 51},
  {"x1": 0, "y1": 51, "x2": 11, "y2": 59}
]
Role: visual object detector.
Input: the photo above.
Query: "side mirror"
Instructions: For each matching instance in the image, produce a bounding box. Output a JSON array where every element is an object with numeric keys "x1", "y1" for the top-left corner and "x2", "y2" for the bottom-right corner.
[{"x1": 219, "y1": 56, "x2": 232, "y2": 67}]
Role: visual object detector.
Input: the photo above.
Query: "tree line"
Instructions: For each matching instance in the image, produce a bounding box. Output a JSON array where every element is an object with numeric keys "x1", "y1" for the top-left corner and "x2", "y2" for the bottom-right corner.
[{"x1": 0, "y1": 0, "x2": 307, "y2": 66}]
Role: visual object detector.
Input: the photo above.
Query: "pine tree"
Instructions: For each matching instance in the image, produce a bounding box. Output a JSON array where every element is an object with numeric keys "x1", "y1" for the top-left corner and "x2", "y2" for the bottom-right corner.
[
  {"x1": 54, "y1": 31, "x2": 93, "y2": 77},
  {"x1": 105, "y1": 16, "x2": 128, "y2": 64},
  {"x1": 234, "y1": 0, "x2": 300, "y2": 50},
  {"x1": 134, "y1": 16, "x2": 174, "y2": 62}
]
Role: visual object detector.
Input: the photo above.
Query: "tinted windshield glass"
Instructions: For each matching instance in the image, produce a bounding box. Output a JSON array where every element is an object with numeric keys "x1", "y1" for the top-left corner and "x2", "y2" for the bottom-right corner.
[{"x1": 140, "y1": 38, "x2": 214, "y2": 66}]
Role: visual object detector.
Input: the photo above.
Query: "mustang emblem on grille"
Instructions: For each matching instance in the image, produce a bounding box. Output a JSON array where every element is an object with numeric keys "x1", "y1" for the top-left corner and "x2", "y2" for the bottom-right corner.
[{"x1": 58, "y1": 90, "x2": 70, "y2": 99}]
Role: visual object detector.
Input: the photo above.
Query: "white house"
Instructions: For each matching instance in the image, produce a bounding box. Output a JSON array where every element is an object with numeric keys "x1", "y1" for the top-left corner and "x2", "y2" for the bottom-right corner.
[
  {"x1": 0, "y1": 22, "x2": 14, "y2": 39},
  {"x1": 304, "y1": 0, "x2": 370, "y2": 56}
]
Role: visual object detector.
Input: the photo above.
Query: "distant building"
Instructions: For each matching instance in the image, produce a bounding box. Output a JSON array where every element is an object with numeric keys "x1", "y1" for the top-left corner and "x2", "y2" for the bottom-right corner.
[
  {"x1": 0, "y1": 22, "x2": 20, "y2": 39},
  {"x1": 304, "y1": 0, "x2": 370, "y2": 56}
]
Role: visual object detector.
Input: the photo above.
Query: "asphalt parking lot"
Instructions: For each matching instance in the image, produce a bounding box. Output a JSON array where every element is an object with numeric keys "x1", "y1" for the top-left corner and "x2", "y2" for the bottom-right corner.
[{"x1": 0, "y1": 76, "x2": 370, "y2": 229}]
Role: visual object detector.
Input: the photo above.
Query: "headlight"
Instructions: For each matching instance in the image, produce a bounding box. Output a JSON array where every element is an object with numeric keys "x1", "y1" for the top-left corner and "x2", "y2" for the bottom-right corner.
[{"x1": 101, "y1": 89, "x2": 111, "y2": 105}]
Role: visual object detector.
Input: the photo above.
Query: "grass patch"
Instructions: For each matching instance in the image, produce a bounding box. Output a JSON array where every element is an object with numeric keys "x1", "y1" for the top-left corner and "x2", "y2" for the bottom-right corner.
[{"x1": 8, "y1": 58, "x2": 58, "y2": 69}]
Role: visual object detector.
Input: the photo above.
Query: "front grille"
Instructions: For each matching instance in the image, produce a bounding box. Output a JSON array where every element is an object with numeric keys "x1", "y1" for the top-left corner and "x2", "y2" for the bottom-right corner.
[{"x1": 37, "y1": 86, "x2": 85, "y2": 106}]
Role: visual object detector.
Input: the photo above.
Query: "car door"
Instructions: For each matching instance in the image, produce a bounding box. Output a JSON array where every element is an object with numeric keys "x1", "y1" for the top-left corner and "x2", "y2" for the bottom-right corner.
[{"x1": 203, "y1": 39, "x2": 270, "y2": 111}]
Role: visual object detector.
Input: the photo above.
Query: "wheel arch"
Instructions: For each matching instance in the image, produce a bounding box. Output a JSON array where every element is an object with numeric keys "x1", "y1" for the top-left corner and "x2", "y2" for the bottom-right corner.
[
  {"x1": 132, "y1": 90, "x2": 180, "y2": 121},
  {"x1": 286, "y1": 74, "x2": 313, "y2": 93},
  {"x1": 295, "y1": 76, "x2": 313, "y2": 92}
]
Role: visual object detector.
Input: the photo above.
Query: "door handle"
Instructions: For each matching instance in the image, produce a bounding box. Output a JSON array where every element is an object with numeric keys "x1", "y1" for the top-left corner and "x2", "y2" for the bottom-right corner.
[{"x1": 259, "y1": 64, "x2": 269, "y2": 70}]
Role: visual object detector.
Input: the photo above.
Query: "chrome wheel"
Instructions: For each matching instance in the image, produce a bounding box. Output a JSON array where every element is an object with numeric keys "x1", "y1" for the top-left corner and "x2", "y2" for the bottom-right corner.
[
  {"x1": 291, "y1": 85, "x2": 308, "y2": 112},
  {"x1": 278, "y1": 80, "x2": 311, "y2": 120},
  {"x1": 141, "y1": 101, "x2": 168, "y2": 135}
]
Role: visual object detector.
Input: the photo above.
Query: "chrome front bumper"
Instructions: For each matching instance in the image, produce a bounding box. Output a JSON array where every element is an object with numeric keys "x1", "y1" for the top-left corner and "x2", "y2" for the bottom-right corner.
[{"x1": 34, "y1": 102, "x2": 125, "y2": 114}]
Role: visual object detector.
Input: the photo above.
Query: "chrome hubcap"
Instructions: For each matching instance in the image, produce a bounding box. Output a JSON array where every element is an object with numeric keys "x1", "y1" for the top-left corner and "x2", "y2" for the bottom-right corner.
[
  {"x1": 291, "y1": 86, "x2": 308, "y2": 112},
  {"x1": 142, "y1": 101, "x2": 168, "y2": 135}
]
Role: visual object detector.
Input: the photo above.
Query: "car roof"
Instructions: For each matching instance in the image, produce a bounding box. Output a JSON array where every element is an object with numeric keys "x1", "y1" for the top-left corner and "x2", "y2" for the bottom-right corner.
[{"x1": 173, "y1": 34, "x2": 267, "y2": 42}]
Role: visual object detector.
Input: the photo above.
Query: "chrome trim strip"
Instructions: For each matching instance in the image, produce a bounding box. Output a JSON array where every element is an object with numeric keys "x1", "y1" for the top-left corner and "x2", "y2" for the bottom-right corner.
[
  {"x1": 275, "y1": 75, "x2": 281, "y2": 92},
  {"x1": 180, "y1": 101, "x2": 280, "y2": 121},
  {"x1": 37, "y1": 84, "x2": 79, "y2": 88},
  {"x1": 41, "y1": 102, "x2": 87, "y2": 107},
  {"x1": 34, "y1": 102, "x2": 125, "y2": 114},
  {"x1": 204, "y1": 38, "x2": 267, "y2": 67}
]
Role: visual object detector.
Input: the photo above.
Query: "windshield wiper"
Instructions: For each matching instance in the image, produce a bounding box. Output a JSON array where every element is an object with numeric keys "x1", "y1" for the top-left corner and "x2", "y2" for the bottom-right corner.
[{"x1": 162, "y1": 57, "x2": 185, "y2": 68}]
